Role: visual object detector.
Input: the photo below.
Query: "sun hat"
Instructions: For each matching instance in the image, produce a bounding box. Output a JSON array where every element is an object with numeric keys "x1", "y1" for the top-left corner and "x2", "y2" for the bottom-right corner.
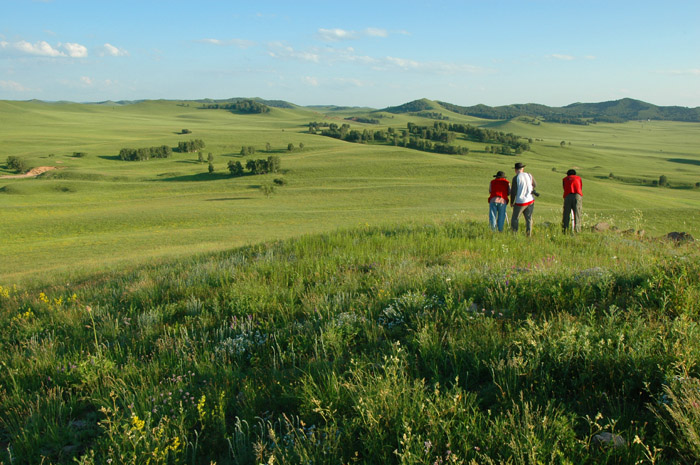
[
  {"x1": 493, "y1": 170, "x2": 506, "y2": 178},
  {"x1": 567, "y1": 169, "x2": 577, "y2": 175},
  {"x1": 514, "y1": 162, "x2": 526, "y2": 170}
]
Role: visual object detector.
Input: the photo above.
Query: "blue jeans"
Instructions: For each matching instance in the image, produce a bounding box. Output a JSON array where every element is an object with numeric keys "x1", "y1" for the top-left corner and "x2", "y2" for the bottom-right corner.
[{"x1": 489, "y1": 202, "x2": 507, "y2": 231}]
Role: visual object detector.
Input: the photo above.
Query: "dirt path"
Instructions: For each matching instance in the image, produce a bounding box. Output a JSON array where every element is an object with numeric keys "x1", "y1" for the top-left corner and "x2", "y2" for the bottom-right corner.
[{"x1": 0, "y1": 166, "x2": 59, "y2": 179}]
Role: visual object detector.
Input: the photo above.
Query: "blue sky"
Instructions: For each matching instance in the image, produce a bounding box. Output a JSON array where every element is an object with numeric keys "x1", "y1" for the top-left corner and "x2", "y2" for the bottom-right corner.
[{"x1": 1, "y1": 0, "x2": 699, "y2": 107}]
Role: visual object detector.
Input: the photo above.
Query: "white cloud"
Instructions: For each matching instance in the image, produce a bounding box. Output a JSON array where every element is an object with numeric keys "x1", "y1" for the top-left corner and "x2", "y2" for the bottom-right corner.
[
  {"x1": 80, "y1": 76, "x2": 93, "y2": 86},
  {"x1": 62, "y1": 42, "x2": 88, "y2": 58},
  {"x1": 381, "y1": 56, "x2": 486, "y2": 75},
  {"x1": 364, "y1": 28, "x2": 388, "y2": 38},
  {"x1": 4, "y1": 40, "x2": 64, "y2": 56},
  {"x1": 0, "y1": 80, "x2": 29, "y2": 92},
  {"x1": 0, "y1": 39, "x2": 88, "y2": 58},
  {"x1": 268, "y1": 42, "x2": 319, "y2": 62},
  {"x1": 198, "y1": 38, "x2": 255, "y2": 49},
  {"x1": 548, "y1": 54, "x2": 575, "y2": 61},
  {"x1": 303, "y1": 76, "x2": 319, "y2": 86},
  {"x1": 318, "y1": 27, "x2": 389, "y2": 41},
  {"x1": 101, "y1": 43, "x2": 129, "y2": 56}
]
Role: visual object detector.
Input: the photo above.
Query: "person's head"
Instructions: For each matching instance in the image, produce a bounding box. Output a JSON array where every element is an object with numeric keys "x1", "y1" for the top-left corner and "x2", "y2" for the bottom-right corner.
[
  {"x1": 514, "y1": 162, "x2": 525, "y2": 172},
  {"x1": 567, "y1": 169, "x2": 577, "y2": 176},
  {"x1": 494, "y1": 170, "x2": 506, "y2": 178}
]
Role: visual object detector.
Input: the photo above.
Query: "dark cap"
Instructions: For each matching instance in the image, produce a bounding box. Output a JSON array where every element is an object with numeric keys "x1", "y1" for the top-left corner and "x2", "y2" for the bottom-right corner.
[
  {"x1": 566, "y1": 169, "x2": 577, "y2": 175},
  {"x1": 493, "y1": 170, "x2": 506, "y2": 178},
  {"x1": 514, "y1": 162, "x2": 526, "y2": 170}
]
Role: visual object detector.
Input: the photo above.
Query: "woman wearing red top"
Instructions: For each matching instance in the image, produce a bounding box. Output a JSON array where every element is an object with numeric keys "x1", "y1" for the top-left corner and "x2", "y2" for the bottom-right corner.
[
  {"x1": 562, "y1": 169, "x2": 583, "y2": 233},
  {"x1": 488, "y1": 171, "x2": 510, "y2": 231}
]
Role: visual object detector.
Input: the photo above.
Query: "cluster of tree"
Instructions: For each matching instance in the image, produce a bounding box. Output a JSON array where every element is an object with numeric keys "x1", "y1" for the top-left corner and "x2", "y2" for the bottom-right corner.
[
  {"x1": 177, "y1": 139, "x2": 205, "y2": 153},
  {"x1": 407, "y1": 122, "x2": 457, "y2": 144},
  {"x1": 6, "y1": 156, "x2": 26, "y2": 173},
  {"x1": 405, "y1": 137, "x2": 469, "y2": 155},
  {"x1": 344, "y1": 116, "x2": 380, "y2": 124},
  {"x1": 181, "y1": 129, "x2": 192, "y2": 134},
  {"x1": 485, "y1": 145, "x2": 521, "y2": 155},
  {"x1": 314, "y1": 122, "x2": 469, "y2": 155},
  {"x1": 119, "y1": 145, "x2": 172, "y2": 161},
  {"x1": 201, "y1": 99, "x2": 270, "y2": 114},
  {"x1": 72, "y1": 152, "x2": 87, "y2": 158},
  {"x1": 414, "y1": 111, "x2": 449, "y2": 120},
  {"x1": 434, "y1": 122, "x2": 531, "y2": 152},
  {"x1": 227, "y1": 156, "x2": 281, "y2": 176},
  {"x1": 241, "y1": 146, "x2": 256, "y2": 156},
  {"x1": 308, "y1": 121, "x2": 331, "y2": 133}
]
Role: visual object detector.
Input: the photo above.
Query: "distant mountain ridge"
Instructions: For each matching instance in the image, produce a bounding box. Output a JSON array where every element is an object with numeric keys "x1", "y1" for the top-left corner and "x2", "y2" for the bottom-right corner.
[{"x1": 431, "y1": 98, "x2": 700, "y2": 123}]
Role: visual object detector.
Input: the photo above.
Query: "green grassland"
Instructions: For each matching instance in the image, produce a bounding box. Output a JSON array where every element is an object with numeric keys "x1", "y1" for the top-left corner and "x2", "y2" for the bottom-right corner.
[
  {"x1": 1, "y1": 221, "x2": 699, "y2": 464},
  {"x1": 1, "y1": 99, "x2": 699, "y2": 284},
  {"x1": 2, "y1": 99, "x2": 700, "y2": 464}
]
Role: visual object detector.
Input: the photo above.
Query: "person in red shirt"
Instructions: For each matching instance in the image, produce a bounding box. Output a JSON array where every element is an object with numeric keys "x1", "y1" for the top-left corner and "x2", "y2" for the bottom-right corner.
[
  {"x1": 562, "y1": 169, "x2": 583, "y2": 233},
  {"x1": 488, "y1": 170, "x2": 510, "y2": 231}
]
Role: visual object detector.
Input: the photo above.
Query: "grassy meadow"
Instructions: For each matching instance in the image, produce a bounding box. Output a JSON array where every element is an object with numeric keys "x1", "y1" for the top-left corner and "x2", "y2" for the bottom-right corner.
[
  {"x1": 1, "y1": 99, "x2": 700, "y2": 464},
  {"x1": 1, "y1": 99, "x2": 699, "y2": 283}
]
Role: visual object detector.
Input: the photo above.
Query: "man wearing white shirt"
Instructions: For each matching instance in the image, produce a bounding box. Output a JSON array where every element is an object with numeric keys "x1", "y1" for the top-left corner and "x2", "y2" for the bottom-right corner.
[{"x1": 510, "y1": 162, "x2": 537, "y2": 236}]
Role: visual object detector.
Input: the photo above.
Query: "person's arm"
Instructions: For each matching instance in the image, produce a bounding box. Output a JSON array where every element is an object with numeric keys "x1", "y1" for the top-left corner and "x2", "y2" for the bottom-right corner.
[
  {"x1": 530, "y1": 173, "x2": 537, "y2": 189},
  {"x1": 510, "y1": 177, "x2": 517, "y2": 206}
]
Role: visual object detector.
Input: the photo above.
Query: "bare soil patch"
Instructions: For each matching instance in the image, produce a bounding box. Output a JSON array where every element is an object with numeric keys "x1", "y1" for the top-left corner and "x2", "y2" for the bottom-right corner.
[{"x1": 0, "y1": 166, "x2": 59, "y2": 179}]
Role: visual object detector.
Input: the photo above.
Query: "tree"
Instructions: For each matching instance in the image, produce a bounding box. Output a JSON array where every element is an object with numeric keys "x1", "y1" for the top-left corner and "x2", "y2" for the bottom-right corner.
[
  {"x1": 659, "y1": 175, "x2": 668, "y2": 186},
  {"x1": 6, "y1": 156, "x2": 26, "y2": 173},
  {"x1": 207, "y1": 152, "x2": 214, "y2": 163},
  {"x1": 208, "y1": 162, "x2": 214, "y2": 174},
  {"x1": 287, "y1": 143, "x2": 294, "y2": 152},
  {"x1": 267, "y1": 156, "x2": 280, "y2": 173},
  {"x1": 227, "y1": 160, "x2": 244, "y2": 176},
  {"x1": 560, "y1": 141, "x2": 566, "y2": 148},
  {"x1": 266, "y1": 142, "x2": 272, "y2": 152},
  {"x1": 198, "y1": 152, "x2": 204, "y2": 163},
  {"x1": 299, "y1": 142, "x2": 304, "y2": 150}
]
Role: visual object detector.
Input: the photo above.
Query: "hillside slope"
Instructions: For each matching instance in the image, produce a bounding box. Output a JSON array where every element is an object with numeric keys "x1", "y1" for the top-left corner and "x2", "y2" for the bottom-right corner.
[{"x1": 1, "y1": 221, "x2": 699, "y2": 464}]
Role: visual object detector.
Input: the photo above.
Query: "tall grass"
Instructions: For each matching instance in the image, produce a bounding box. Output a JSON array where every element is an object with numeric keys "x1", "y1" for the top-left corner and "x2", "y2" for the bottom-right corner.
[{"x1": 1, "y1": 220, "x2": 699, "y2": 464}]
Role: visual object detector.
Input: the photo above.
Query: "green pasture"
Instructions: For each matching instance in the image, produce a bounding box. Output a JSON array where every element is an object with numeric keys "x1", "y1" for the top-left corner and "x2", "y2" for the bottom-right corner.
[
  {"x1": 1, "y1": 220, "x2": 699, "y2": 464},
  {"x1": 1, "y1": 100, "x2": 699, "y2": 283}
]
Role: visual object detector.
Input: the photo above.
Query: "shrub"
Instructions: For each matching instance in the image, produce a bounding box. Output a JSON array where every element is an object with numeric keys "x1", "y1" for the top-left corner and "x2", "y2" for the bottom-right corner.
[
  {"x1": 6, "y1": 156, "x2": 26, "y2": 173},
  {"x1": 72, "y1": 152, "x2": 87, "y2": 158},
  {"x1": 208, "y1": 162, "x2": 214, "y2": 174},
  {"x1": 273, "y1": 178, "x2": 286, "y2": 186},
  {"x1": 659, "y1": 175, "x2": 668, "y2": 187}
]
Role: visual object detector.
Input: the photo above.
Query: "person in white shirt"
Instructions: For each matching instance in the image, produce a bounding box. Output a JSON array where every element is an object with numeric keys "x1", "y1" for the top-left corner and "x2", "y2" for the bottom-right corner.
[{"x1": 509, "y1": 162, "x2": 537, "y2": 236}]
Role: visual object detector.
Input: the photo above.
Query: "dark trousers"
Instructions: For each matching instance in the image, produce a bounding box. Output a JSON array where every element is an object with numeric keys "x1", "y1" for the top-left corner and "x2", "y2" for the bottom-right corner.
[
  {"x1": 562, "y1": 194, "x2": 582, "y2": 233},
  {"x1": 511, "y1": 203, "x2": 534, "y2": 235}
]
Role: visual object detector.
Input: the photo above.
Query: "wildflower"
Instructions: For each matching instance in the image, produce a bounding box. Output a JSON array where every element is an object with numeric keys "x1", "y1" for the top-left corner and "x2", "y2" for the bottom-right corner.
[{"x1": 130, "y1": 415, "x2": 145, "y2": 431}]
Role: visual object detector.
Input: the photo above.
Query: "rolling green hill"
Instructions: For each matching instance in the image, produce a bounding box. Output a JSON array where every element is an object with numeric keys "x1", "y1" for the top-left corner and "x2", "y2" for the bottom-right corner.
[
  {"x1": 435, "y1": 98, "x2": 700, "y2": 123},
  {"x1": 1, "y1": 98, "x2": 700, "y2": 464},
  {"x1": 1, "y1": 98, "x2": 699, "y2": 284}
]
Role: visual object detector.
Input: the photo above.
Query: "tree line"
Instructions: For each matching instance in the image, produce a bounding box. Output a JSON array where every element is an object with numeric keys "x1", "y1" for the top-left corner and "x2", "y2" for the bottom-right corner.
[
  {"x1": 201, "y1": 99, "x2": 270, "y2": 114},
  {"x1": 310, "y1": 120, "x2": 530, "y2": 156},
  {"x1": 177, "y1": 139, "x2": 205, "y2": 153},
  {"x1": 119, "y1": 145, "x2": 172, "y2": 161},
  {"x1": 227, "y1": 156, "x2": 281, "y2": 176}
]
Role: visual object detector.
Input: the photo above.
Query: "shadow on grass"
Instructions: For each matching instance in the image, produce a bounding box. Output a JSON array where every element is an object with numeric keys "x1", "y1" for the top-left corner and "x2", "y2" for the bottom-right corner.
[
  {"x1": 668, "y1": 158, "x2": 700, "y2": 167},
  {"x1": 205, "y1": 197, "x2": 253, "y2": 202},
  {"x1": 157, "y1": 173, "x2": 234, "y2": 182},
  {"x1": 98, "y1": 155, "x2": 122, "y2": 161}
]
